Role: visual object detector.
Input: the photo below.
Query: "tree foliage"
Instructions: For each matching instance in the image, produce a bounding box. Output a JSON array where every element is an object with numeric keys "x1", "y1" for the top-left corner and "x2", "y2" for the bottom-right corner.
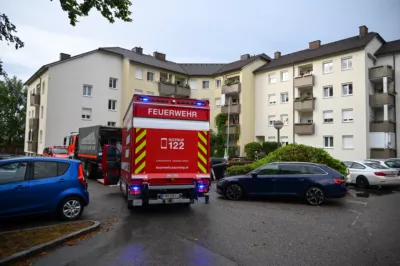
[
  {"x1": 226, "y1": 144, "x2": 347, "y2": 176},
  {"x1": 0, "y1": 76, "x2": 27, "y2": 144},
  {"x1": 0, "y1": 0, "x2": 132, "y2": 75}
]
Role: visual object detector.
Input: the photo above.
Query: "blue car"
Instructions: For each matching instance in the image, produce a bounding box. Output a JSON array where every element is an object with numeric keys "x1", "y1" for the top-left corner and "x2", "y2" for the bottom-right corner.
[
  {"x1": 0, "y1": 157, "x2": 89, "y2": 220},
  {"x1": 216, "y1": 162, "x2": 347, "y2": 205}
]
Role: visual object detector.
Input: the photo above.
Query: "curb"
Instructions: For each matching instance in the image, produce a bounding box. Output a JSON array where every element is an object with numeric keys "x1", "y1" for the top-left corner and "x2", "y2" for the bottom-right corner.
[{"x1": 0, "y1": 220, "x2": 100, "y2": 265}]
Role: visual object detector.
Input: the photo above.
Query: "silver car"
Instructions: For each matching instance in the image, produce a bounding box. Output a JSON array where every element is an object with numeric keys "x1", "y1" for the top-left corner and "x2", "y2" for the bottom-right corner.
[
  {"x1": 342, "y1": 160, "x2": 400, "y2": 188},
  {"x1": 365, "y1": 159, "x2": 400, "y2": 173}
]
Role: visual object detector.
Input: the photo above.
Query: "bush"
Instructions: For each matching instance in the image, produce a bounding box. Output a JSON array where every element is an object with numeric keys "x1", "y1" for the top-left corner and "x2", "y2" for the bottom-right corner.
[
  {"x1": 225, "y1": 143, "x2": 347, "y2": 176},
  {"x1": 261, "y1": 141, "x2": 279, "y2": 155},
  {"x1": 244, "y1": 142, "x2": 262, "y2": 160}
]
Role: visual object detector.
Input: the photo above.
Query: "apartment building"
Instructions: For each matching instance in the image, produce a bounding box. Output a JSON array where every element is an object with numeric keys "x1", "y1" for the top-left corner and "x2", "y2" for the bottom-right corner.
[
  {"x1": 254, "y1": 25, "x2": 400, "y2": 160},
  {"x1": 24, "y1": 47, "x2": 270, "y2": 156}
]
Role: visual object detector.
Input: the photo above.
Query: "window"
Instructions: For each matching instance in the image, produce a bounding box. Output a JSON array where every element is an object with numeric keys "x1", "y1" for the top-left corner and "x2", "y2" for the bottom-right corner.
[
  {"x1": 364, "y1": 163, "x2": 389, "y2": 169},
  {"x1": 39, "y1": 130, "x2": 42, "y2": 143},
  {"x1": 33, "y1": 161, "x2": 70, "y2": 179},
  {"x1": 280, "y1": 136, "x2": 289, "y2": 146},
  {"x1": 0, "y1": 162, "x2": 27, "y2": 184},
  {"x1": 216, "y1": 80, "x2": 221, "y2": 88},
  {"x1": 135, "y1": 89, "x2": 143, "y2": 94},
  {"x1": 385, "y1": 161, "x2": 400, "y2": 168},
  {"x1": 342, "y1": 108, "x2": 354, "y2": 123},
  {"x1": 135, "y1": 69, "x2": 143, "y2": 79},
  {"x1": 202, "y1": 81, "x2": 210, "y2": 89},
  {"x1": 83, "y1": 85, "x2": 92, "y2": 97},
  {"x1": 323, "y1": 110, "x2": 333, "y2": 123},
  {"x1": 147, "y1": 72, "x2": 154, "y2": 81},
  {"x1": 107, "y1": 121, "x2": 116, "y2": 127},
  {"x1": 40, "y1": 106, "x2": 44, "y2": 119},
  {"x1": 42, "y1": 81, "x2": 45, "y2": 94},
  {"x1": 279, "y1": 164, "x2": 308, "y2": 174},
  {"x1": 281, "y1": 71, "x2": 289, "y2": 82},
  {"x1": 323, "y1": 61, "x2": 333, "y2": 74},
  {"x1": 323, "y1": 86, "x2": 333, "y2": 98},
  {"x1": 342, "y1": 83, "x2": 353, "y2": 96},
  {"x1": 350, "y1": 163, "x2": 366, "y2": 169},
  {"x1": 215, "y1": 98, "x2": 221, "y2": 107},
  {"x1": 280, "y1": 114, "x2": 289, "y2": 125},
  {"x1": 268, "y1": 136, "x2": 276, "y2": 142},
  {"x1": 109, "y1": 78, "x2": 117, "y2": 89},
  {"x1": 268, "y1": 115, "x2": 276, "y2": 126},
  {"x1": 324, "y1": 136, "x2": 334, "y2": 148},
  {"x1": 256, "y1": 164, "x2": 279, "y2": 175},
  {"x1": 108, "y1": 100, "x2": 117, "y2": 111},
  {"x1": 342, "y1": 135, "x2": 354, "y2": 149},
  {"x1": 189, "y1": 79, "x2": 197, "y2": 90},
  {"x1": 307, "y1": 166, "x2": 327, "y2": 175},
  {"x1": 269, "y1": 73, "x2": 276, "y2": 84},
  {"x1": 268, "y1": 94, "x2": 276, "y2": 105},
  {"x1": 280, "y1": 93, "x2": 289, "y2": 103},
  {"x1": 82, "y1": 108, "x2": 92, "y2": 120},
  {"x1": 146, "y1": 91, "x2": 154, "y2": 95},
  {"x1": 341, "y1": 57, "x2": 353, "y2": 70}
]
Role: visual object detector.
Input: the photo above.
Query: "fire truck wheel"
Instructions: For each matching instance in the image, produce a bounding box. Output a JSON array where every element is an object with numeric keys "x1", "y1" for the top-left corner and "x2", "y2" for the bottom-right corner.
[{"x1": 85, "y1": 163, "x2": 96, "y2": 179}]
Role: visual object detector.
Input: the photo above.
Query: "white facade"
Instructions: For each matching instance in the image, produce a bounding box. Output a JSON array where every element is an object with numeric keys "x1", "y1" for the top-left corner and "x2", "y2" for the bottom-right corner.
[{"x1": 24, "y1": 51, "x2": 123, "y2": 155}]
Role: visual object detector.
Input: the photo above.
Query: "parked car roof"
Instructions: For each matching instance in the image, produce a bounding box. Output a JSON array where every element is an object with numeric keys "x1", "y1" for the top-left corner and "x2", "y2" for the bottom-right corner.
[
  {"x1": 0, "y1": 156, "x2": 80, "y2": 164},
  {"x1": 270, "y1": 161, "x2": 325, "y2": 166}
]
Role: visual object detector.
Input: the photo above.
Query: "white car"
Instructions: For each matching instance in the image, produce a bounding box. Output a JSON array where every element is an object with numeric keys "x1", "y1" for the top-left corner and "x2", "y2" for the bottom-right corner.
[{"x1": 342, "y1": 160, "x2": 400, "y2": 188}]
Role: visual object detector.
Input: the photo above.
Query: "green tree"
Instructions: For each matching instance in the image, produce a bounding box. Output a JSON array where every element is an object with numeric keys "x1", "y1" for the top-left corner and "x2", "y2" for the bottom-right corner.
[
  {"x1": 0, "y1": 0, "x2": 133, "y2": 76},
  {"x1": 0, "y1": 76, "x2": 27, "y2": 144}
]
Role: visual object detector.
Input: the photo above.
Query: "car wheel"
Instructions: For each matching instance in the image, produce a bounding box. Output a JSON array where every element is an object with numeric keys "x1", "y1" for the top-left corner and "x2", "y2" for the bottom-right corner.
[
  {"x1": 225, "y1": 183, "x2": 244, "y2": 200},
  {"x1": 356, "y1": 176, "x2": 369, "y2": 189},
  {"x1": 305, "y1": 186, "x2": 325, "y2": 206},
  {"x1": 58, "y1": 197, "x2": 84, "y2": 220}
]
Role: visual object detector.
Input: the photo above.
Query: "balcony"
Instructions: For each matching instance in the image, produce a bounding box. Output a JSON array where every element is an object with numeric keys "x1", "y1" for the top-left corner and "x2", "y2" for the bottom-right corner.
[
  {"x1": 158, "y1": 82, "x2": 190, "y2": 98},
  {"x1": 29, "y1": 118, "x2": 39, "y2": 130},
  {"x1": 369, "y1": 65, "x2": 394, "y2": 81},
  {"x1": 221, "y1": 104, "x2": 241, "y2": 114},
  {"x1": 294, "y1": 74, "x2": 314, "y2": 88},
  {"x1": 294, "y1": 97, "x2": 315, "y2": 111},
  {"x1": 370, "y1": 121, "x2": 396, "y2": 133},
  {"x1": 294, "y1": 123, "x2": 315, "y2": 135},
  {"x1": 222, "y1": 83, "x2": 241, "y2": 95},
  {"x1": 225, "y1": 125, "x2": 240, "y2": 135},
  {"x1": 30, "y1": 94, "x2": 40, "y2": 106},
  {"x1": 27, "y1": 141, "x2": 38, "y2": 153},
  {"x1": 369, "y1": 92, "x2": 395, "y2": 107},
  {"x1": 370, "y1": 149, "x2": 396, "y2": 159}
]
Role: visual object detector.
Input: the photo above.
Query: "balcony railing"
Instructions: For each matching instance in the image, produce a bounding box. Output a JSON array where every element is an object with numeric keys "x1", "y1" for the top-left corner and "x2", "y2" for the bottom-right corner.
[
  {"x1": 221, "y1": 104, "x2": 241, "y2": 114},
  {"x1": 158, "y1": 81, "x2": 190, "y2": 98},
  {"x1": 294, "y1": 97, "x2": 315, "y2": 111},
  {"x1": 222, "y1": 83, "x2": 241, "y2": 95},
  {"x1": 369, "y1": 92, "x2": 396, "y2": 107},
  {"x1": 294, "y1": 123, "x2": 315, "y2": 135},
  {"x1": 29, "y1": 118, "x2": 39, "y2": 130},
  {"x1": 30, "y1": 94, "x2": 40, "y2": 106},
  {"x1": 369, "y1": 65, "x2": 394, "y2": 81},
  {"x1": 370, "y1": 120, "x2": 396, "y2": 133},
  {"x1": 225, "y1": 124, "x2": 240, "y2": 135},
  {"x1": 27, "y1": 141, "x2": 38, "y2": 153},
  {"x1": 294, "y1": 74, "x2": 314, "y2": 88}
]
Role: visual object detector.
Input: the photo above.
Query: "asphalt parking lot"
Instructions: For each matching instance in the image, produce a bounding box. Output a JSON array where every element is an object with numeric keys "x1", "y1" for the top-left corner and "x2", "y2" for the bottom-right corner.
[{"x1": 3, "y1": 181, "x2": 400, "y2": 266}]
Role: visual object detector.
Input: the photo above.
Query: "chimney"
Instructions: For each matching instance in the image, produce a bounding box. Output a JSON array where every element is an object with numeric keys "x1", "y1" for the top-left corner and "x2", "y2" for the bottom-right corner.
[
  {"x1": 309, "y1": 40, "x2": 321, "y2": 49},
  {"x1": 59, "y1": 53, "x2": 71, "y2": 61},
  {"x1": 274, "y1": 51, "x2": 281, "y2": 59},
  {"x1": 153, "y1": 51, "x2": 166, "y2": 61},
  {"x1": 241, "y1": 54, "x2": 250, "y2": 60},
  {"x1": 132, "y1": 47, "x2": 143, "y2": 54},
  {"x1": 359, "y1": 25, "x2": 368, "y2": 37}
]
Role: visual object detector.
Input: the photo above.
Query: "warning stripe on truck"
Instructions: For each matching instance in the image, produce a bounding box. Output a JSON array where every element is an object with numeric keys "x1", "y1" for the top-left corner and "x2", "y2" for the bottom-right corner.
[
  {"x1": 134, "y1": 128, "x2": 147, "y2": 174},
  {"x1": 198, "y1": 131, "x2": 208, "y2": 173}
]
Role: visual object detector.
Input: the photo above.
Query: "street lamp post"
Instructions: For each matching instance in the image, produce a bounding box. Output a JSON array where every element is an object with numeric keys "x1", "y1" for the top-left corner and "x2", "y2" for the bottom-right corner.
[{"x1": 273, "y1": 120, "x2": 284, "y2": 147}]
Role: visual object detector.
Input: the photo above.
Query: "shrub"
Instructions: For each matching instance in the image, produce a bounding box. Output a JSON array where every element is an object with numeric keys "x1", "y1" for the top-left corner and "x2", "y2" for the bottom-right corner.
[
  {"x1": 244, "y1": 142, "x2": 262, "y2": 160},
  {"x1": 261, "y1": 141, "x2": 279, "y2": 155},
  {"x1": 225, "y1": 143, "x2": 347, "y2": 176}
]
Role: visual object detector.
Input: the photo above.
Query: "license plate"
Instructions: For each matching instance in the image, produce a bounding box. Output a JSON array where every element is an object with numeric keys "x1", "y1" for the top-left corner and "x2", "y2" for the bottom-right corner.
[
  {"x1": 387, "y1": 175, "x2": 397, "y2": 178},
  {"x1": 159, "y1": 194, "x2": 181, "y2": 199}
]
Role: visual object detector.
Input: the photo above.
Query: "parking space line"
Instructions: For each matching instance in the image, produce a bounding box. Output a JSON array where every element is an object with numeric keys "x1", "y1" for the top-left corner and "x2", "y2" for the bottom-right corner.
[{"x1": 346, "y1": 199, "x2": 367, "y2": 206}]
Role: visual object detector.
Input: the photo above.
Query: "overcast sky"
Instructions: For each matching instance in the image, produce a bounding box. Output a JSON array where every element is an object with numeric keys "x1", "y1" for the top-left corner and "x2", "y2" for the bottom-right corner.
[{"x1": 1, "y1": 0, "x2": 399, "y2": 82}]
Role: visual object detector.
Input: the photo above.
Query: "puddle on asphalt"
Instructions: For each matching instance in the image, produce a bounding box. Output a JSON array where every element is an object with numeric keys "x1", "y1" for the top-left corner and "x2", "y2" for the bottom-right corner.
[{"x1": 349, "y1": 186, "x2": 400, "y2": 198}]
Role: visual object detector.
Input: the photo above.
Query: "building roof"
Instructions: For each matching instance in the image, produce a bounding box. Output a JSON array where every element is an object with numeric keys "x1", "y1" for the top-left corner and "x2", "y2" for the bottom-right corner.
[
  {"x1": 178, "y1": 63, "x2": 225, "y2": 76},
  {"x1": 375, "y1": 39, "x2": 400, "y2": 56},
  {"x1": 215, "y1": 54, "x2": 271, "y2": 75},
  {"x1": 254, "y1": 32, "x2": 383, "y2": 73}
]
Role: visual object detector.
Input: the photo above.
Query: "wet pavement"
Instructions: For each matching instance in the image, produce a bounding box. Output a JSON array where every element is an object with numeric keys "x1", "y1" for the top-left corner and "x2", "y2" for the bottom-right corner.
[{"x1": 3, "y1": 181, "x2": 400, "y2": 265}]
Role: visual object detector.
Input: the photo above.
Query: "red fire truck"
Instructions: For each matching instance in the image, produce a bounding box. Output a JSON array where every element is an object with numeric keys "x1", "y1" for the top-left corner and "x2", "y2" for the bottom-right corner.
[{"x1": 119, "y1": 94, "x2": 211, "y2": 208}]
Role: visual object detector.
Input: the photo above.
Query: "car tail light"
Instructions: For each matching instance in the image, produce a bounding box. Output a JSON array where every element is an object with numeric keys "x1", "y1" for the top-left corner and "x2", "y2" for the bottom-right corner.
[
  {"x1": 226, "y1": 162, "x2": 230, "y2": 167},
  {"x1": 333, "y1": 178, "x2": 345, "y2": 184},
  {"x1": 78, "y1": 164, "x2": 86, "y2": 187},
  {"x1": 374, "y1": 172, "x2": 387, "y2": 176}
]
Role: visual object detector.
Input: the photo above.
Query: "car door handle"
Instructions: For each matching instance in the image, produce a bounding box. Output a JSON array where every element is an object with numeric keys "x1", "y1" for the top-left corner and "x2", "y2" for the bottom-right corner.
[
  {"x1": 14, "y1": 185, "x2": 26, "y2": 190},
  {"x1": 58, "y1": 179, "x2": 66, "y2": 183}
]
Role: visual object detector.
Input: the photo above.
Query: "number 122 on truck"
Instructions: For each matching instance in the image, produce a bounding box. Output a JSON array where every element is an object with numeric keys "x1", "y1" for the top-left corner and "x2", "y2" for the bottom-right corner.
[{"x1": 120, "y1": 94, "x2": 211, "y2": 208}]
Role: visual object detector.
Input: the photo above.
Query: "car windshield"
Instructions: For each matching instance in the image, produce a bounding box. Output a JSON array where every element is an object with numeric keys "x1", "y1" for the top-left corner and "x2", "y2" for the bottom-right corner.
[
  {"x1": 53, "y1": 148, "x2": 68, "y2": 154},
  {"x1": 364, "y1": 163, "x2": 389, "y2": 169},
  {"x1": 385, "y1": 161, "x2": 400, "y2": 168}
]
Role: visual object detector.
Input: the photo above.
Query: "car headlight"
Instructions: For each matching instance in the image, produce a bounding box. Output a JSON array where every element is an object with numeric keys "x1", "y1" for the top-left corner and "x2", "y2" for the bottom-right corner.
[{"x1": 217, "y1": 179, "x2": 226, "y2": 186}]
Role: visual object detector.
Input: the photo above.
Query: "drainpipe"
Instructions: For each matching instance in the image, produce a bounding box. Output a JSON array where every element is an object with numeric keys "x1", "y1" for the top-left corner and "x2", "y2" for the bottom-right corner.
[
  {"x1": 292, "y1": 63, "x2": 295, "y2": 144},
  {"x1": 393, "y1": 53, "x2": 397, "y2": 157}
]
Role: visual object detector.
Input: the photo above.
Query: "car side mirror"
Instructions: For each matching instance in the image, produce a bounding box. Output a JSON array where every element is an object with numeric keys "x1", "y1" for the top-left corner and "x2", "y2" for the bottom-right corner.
[
  {"x1": 48, "y1": 151, "x2": 53, "y2": 155},
  {"x1": 251, "y1": 172, "x2": 258, "y2": 178},
  {"x1": 63, "y1": 137, "x2": 67, "y2": 146}
]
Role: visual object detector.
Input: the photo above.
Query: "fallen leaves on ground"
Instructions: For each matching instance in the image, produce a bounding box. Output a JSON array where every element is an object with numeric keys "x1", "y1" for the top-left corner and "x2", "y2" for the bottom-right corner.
[{"x1": 0, "y1": 221, "x2": 94, "y2": 259}]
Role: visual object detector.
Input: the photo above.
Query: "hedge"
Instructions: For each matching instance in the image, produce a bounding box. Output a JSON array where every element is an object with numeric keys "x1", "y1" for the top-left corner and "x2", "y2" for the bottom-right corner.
[
  {"x1": 244, "y1": 141, "x2": 279, "y2": 160},
  {"x1": 225, "y1": 143, "x2": 347, "y2": 176}
]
